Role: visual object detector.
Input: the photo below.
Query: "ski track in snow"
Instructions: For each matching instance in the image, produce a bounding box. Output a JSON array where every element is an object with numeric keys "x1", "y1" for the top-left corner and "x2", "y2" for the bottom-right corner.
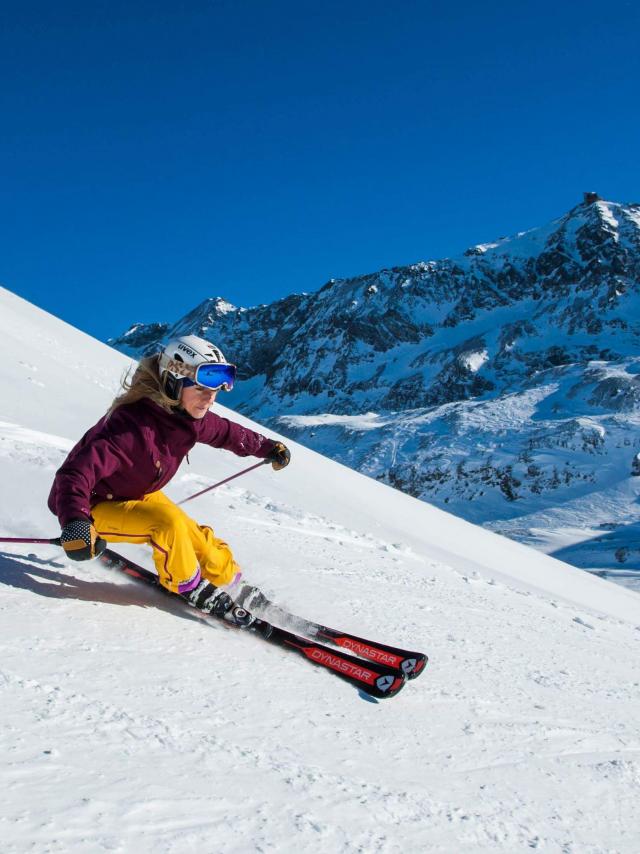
[{"x1": 1, "y1": 287, "x2": 640, "y2": 853}]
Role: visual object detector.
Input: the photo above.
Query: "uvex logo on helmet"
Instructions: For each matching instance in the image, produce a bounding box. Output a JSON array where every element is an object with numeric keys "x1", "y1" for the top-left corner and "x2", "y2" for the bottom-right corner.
[{"x1": 177, "y1": 343, "x2": 198, "y2": 359}]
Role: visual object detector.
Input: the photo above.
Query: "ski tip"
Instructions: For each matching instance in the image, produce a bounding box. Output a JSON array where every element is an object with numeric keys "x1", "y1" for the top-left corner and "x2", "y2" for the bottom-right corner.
[
  {"x1": 369, "y1": 672, "x2": 406, "y2": 699},
  {"x1": 403, "y1": 654, "x2": 428, "y2": 681}
]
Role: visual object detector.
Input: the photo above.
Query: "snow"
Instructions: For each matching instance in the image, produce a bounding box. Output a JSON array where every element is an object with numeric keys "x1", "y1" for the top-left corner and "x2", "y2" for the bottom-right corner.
[
  {"x1": 625, "y1": 206, "x2": 640, "y2": 230},
  {"x1": 597, "y1": 201, "x2": 620, "y2": 237},
  {"x1": 214, "y1": 298, "x2": 237, "y2": 314},
  {"x1": 279, "y1": 412, "x2": 385, "y2": 432},
  {"x1": 123, "y1": 323, "x2": 145, "y2": 337},
  {"x1": 1, "y1": 285, "x2": 640, "y2": 852},
  {"x1": 456, "y1": 200, "x2": 627, "y2": 266},
  {"x1": 471, "y1": 242, "x2": 500, "y2": 253},
  {"x1": 460, "y1": 349, "x2": 489, "y2": 373},
  {"x1": 459, "y1": 220, "x2": 560, "y2": 263}
]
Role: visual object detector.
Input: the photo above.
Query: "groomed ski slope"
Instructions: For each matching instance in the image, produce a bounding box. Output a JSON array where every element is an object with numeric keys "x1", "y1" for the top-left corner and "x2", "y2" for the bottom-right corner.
[{"x1": 1, "y1": 285, "x2": 639, "y2": 854}]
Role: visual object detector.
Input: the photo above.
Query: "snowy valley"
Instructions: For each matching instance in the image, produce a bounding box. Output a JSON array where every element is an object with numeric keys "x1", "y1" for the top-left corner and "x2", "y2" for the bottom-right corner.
[{"x1": 1, "y1": 286, "x2": 640, "y2": 852}]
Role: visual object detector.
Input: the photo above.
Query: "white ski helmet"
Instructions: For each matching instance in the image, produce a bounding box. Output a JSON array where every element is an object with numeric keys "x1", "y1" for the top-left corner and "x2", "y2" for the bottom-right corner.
[{"x1": 158, "y1": 335, "x2": 236, "y2": 400}]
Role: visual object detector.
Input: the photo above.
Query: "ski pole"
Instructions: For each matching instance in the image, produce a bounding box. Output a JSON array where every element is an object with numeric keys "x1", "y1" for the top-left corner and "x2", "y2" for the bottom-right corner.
[
  {"x1": 178, "y1": 459, "x2": 271, "y2": 505},
  {"x1": 0, "y1": 536, "x2": 61, "y2": 546}
]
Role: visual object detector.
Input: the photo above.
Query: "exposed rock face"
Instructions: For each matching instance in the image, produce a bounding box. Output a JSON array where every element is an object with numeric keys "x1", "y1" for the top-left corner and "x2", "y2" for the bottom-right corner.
[{"x1": 109, "y1": 198, "x2": 640, "y2": 571}]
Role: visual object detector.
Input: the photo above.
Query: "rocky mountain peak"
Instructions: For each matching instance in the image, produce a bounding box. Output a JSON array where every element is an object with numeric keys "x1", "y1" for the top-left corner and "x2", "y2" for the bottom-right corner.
[{"x1": 109, "y1": 197, "x2": 640, "y2": 410}]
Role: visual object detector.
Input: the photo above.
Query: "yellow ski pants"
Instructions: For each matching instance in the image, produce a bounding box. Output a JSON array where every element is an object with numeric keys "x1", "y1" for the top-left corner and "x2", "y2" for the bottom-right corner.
[{"x1": 92, "y1": 491, "x2": 239, "y2": 595}]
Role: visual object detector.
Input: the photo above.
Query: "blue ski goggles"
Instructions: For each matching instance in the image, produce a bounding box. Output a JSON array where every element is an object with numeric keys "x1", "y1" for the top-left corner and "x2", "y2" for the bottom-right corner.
[{"x1": 182, "y1": 362, "x2": 236, "y2": 392}]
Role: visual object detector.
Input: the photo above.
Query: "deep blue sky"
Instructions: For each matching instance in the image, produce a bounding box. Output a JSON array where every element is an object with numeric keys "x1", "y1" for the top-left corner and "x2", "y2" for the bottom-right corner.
[{"x1": 2, "y1": 0, "x2": 639, "y2": 340}]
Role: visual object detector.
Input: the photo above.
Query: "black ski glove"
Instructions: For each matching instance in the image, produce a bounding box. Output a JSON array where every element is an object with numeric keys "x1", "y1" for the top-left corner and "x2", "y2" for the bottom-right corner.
[
  {"x1": 266, "y1": 441, "x2": 291, "y2": 471},
  {"x1": 60, "y1": 518, "x2": 107, "y2": 561}
]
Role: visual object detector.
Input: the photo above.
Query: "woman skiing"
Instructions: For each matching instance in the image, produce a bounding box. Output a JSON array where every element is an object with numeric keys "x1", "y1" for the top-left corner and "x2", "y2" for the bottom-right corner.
[{"x1": 48, "y1": 335, "x2": 290, "y2": 614}]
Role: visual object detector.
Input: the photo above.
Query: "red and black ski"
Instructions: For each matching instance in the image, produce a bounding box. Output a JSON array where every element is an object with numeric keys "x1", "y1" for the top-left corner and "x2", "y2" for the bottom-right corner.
[
  {"x1": 235, "y1": 586, "x2": 428, "y2": 680},
  {"x1": 97, "y1": 548, "x2": 406, "y2": 700}
]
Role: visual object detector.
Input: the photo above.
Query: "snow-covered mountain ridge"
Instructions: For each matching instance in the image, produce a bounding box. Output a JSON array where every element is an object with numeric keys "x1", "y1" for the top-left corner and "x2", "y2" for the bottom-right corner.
[
  {"x1": 1, "y1": 285, "x2": 640, "y2": 851},
  {"x1": 110, "y1": 197, "x2": 640, "y2": 578}
]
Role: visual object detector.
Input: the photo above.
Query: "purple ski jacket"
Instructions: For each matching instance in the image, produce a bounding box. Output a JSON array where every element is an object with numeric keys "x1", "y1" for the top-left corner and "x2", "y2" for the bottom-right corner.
[{"x1": 48, "y1": 397, "x2": 276, "y2": 526}]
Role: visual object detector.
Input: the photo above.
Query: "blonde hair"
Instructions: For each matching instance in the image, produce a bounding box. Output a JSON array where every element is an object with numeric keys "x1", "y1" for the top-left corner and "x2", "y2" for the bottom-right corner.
[{"x1": 109, "y1": 355, "x2": 180, "y2": 415}]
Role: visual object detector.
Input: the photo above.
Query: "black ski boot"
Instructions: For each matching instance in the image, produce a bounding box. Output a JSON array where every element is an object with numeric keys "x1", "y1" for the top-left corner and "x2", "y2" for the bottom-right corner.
[{"x1": 183, "y1": 580, "x2": 234, "y2": 617}]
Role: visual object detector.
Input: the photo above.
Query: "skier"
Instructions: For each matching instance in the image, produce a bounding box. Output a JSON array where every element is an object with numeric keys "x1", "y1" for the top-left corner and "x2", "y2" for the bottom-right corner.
[{"x1": 48, "y1": 335, "x2": 290, "y2": 615}]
